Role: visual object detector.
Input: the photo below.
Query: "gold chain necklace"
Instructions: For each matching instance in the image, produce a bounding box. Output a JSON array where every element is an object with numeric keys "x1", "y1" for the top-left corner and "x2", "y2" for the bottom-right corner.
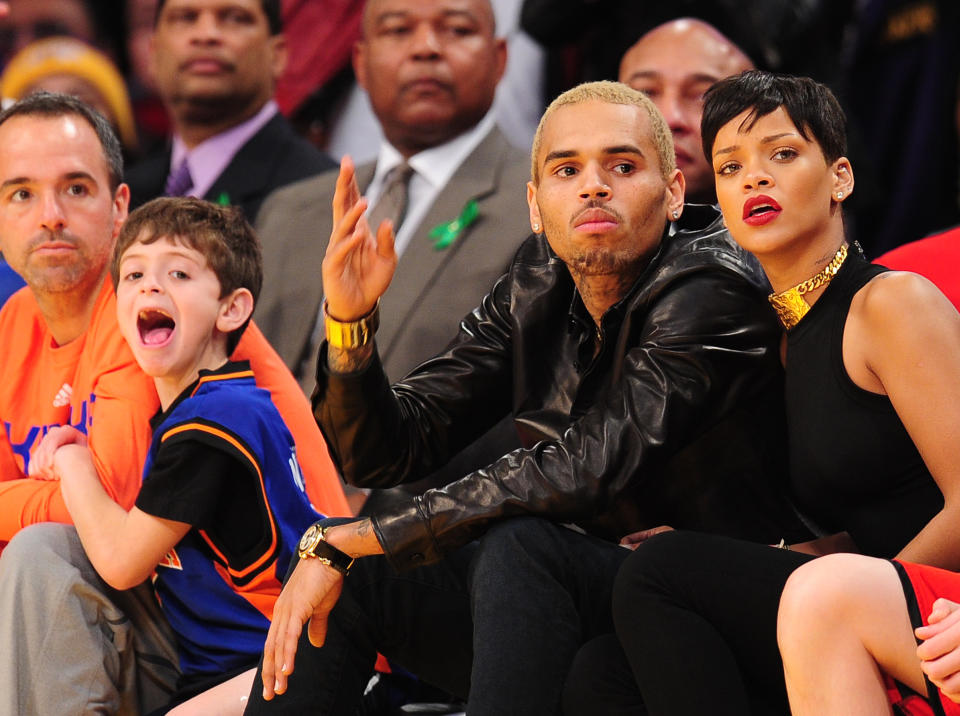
[{"x1": 768, "y1": 244, "x2": 848, "y2": 330}]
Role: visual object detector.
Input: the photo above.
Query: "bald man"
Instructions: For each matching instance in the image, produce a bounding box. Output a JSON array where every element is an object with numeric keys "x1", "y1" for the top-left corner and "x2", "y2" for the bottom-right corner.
[{"x1": 619, "y1": 18, "x2": 753, "y2": 204}]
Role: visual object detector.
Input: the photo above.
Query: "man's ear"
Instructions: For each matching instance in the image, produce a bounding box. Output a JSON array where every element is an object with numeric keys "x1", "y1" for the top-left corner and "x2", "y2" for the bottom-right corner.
[
  {"x1": 665, "y1": 168, "x2": 685, "y2": 221},
  {"x1": 217, "y1": 288, "x2": 255, "y2": 334},
  {"x1": 147, "y1": 33, "x2": 157, "y2": 83},
  {"x1": 832, "y1": 157, "x2": 854, "y2": 203},
  {"x1": 269, "y1": 34, "x2": 288, "y2": 81},
  {"x1": 112, "y1": 184, "x2": 131, "y2": 238},
  {"x1": 353, "y1": 40, "x2": 368, "y2": 91},
  {"x1": 526, "y1": 181, "x2": 542, "y2": 234}
]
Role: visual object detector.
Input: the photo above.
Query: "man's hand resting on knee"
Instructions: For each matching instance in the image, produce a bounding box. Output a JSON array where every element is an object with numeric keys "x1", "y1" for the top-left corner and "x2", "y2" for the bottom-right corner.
[{"x1": 261, "y1": 518, "x2": 383, "y2": 701}]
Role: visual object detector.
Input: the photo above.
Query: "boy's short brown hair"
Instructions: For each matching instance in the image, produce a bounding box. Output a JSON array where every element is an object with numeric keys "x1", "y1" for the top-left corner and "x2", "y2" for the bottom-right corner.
[{"x1": 112, "y1": 197, "x2": 263, "y2": 352}]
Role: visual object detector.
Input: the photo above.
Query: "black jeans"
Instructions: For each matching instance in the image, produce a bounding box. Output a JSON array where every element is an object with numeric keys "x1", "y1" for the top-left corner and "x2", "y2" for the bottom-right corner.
[
  {"x1": 244, "y1": 517, "x2": 630, "y2": 715},
  {"x1": 565, "y1": 530, "x2": 814, "y2": 716}
]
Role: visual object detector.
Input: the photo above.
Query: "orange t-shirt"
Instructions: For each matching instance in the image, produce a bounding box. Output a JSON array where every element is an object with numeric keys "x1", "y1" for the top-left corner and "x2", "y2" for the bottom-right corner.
[{"x1": 0, "y1": 280, "x2": 347, "y2": 542}]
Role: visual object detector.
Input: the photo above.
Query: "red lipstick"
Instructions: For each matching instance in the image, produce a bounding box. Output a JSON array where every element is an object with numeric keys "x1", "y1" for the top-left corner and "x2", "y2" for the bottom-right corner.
[{"x1": 742, "y1": 195, "x2": 782, "y2": 226}]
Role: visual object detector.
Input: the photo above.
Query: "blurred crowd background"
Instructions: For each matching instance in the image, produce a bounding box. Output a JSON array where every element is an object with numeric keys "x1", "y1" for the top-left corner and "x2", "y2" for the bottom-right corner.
[{"x1": 0, "y1": 0, "x2": 957, "y2": 258}]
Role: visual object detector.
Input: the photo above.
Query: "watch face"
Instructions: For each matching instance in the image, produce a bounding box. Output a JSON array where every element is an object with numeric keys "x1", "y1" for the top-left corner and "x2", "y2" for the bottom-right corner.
[{"x1": 299, "y1": 524, "x2": 319, "y2": 553}]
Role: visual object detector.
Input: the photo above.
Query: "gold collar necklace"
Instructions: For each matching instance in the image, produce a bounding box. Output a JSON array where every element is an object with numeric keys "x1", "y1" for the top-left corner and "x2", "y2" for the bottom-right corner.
[{"x1": 768, "y1": 243, "x2": 848, "y2": 330}]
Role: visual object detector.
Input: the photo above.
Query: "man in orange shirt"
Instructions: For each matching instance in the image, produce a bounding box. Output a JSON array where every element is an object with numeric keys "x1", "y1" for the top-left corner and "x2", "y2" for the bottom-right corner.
[{"x1": 0, "y1": 92, "x2": 347, "y2": 713}]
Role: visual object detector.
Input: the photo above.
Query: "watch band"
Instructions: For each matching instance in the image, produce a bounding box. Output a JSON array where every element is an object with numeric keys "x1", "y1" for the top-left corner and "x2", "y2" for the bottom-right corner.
[
  {"x1": 324, "y1": 300, "x2": 380, "y2": 350},
  {"x1": 298, "y1": 523, "x2": 354, "y2": 575}
]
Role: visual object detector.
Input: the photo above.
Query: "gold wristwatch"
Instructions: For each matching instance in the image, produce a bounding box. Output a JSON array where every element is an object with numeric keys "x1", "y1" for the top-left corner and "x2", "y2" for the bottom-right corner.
[
  {"x1": 324, "y1": 300, "x2": 380, "y2": 350},
  {"x1": 297, "y1": 523, "x2": 354, "y2": 575}
]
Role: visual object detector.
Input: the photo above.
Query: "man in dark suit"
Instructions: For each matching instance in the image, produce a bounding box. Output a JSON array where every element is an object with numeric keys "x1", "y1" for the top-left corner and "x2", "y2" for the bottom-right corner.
[
  {"x1": 124, "y1": 0, "x2": 334, "y2": 221},
  {"x1": 254, "y1": 0, "x2": 531, "y2": 391}
]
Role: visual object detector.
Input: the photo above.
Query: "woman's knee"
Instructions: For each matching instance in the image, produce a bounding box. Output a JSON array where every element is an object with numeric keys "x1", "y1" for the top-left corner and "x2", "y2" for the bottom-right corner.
[{"x1": 777, "y1": 554, "x2": 889, "y2": 649}]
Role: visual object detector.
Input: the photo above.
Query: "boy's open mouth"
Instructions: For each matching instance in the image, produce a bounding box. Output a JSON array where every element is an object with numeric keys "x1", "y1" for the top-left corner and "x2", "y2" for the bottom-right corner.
[{"x1": 138, "y1": 309, "x2": 175, "y2": 345}]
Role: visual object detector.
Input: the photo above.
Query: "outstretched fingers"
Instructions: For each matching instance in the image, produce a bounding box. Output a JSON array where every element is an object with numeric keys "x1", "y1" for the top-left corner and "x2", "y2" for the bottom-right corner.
[
  {"x1": 375, "y1": 217, "x2": 397, "y2": 261},
  {"x1": 332, "y1": 155, "x2": 361, "y2": 227}
]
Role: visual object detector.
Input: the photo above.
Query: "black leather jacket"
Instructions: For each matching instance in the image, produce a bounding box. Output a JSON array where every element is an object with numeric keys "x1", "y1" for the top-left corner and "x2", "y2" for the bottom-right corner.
[{"x1": 314, "y1": 205, "x2": 807, "y2": 571}]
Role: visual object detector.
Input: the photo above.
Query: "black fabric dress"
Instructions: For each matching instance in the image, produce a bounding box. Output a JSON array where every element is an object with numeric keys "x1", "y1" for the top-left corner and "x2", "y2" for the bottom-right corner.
[{"x1": 578, "y1": 250, "x2": 944, "y2": 716}]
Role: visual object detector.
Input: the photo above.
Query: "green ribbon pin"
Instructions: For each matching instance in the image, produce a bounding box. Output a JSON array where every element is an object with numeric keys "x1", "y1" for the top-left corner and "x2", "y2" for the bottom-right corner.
[{"x1": 428, "y1": 199, "x2": 479, "y2": 250}]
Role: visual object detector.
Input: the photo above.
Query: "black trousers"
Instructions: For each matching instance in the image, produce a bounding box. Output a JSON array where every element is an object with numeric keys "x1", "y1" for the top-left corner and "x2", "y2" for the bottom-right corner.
[
  {"x1": 564, "y1": 530, "x2": 814, "y2": 716},
  {"x1": 245, "y1": 517, "x2": 630, "y2": 715}
]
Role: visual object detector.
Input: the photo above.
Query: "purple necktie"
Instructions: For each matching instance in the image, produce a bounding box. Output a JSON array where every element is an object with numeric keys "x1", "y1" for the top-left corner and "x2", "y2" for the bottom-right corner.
[{"x1": 164, "y1": 160, "x2": 193, "y2": 197}]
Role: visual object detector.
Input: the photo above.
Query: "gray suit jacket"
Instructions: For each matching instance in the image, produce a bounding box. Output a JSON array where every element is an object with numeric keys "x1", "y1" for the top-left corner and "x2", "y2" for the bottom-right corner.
[{"x1": 255, "y1": 126, "x2": 532, "y2": 389}]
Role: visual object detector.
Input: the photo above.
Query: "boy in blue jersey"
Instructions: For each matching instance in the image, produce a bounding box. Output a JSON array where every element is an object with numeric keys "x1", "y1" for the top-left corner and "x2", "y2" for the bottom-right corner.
[{"x1": 40, "y1": 196, "x2": 322, "y2": 711}]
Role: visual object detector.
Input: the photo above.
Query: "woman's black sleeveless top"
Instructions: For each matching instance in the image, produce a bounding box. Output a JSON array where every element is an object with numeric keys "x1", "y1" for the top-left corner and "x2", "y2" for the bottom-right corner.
[{"x1": 786, "y1": 250, "x2": 942, "y2": 557}]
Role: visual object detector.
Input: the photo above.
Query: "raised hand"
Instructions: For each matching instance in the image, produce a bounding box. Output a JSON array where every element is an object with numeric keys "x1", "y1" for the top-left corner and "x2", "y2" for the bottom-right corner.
[{"x1": 322, "y1": 156, "x2": 398, "y2": 321}]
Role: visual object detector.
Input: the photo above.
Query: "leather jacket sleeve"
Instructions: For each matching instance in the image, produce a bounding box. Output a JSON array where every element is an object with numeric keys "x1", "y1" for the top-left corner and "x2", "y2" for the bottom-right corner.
[
  {"x1": 313, "y1": 274, "x2": 517, "y2": 490},
  {"x1": 314, "y1": 261, "x2": 781, "y2": 572}
]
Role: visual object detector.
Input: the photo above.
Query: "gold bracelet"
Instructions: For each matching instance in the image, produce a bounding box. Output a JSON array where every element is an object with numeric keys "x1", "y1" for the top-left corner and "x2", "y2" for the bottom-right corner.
[{"x1": 324, "y1": 300, "x2": 380, "y2": 350}]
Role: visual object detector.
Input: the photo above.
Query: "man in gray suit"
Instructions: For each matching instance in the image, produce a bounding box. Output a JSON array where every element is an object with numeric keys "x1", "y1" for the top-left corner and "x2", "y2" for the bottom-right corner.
[{"x1": 255, "y1": 0, "x2": 531, "y2": 394}]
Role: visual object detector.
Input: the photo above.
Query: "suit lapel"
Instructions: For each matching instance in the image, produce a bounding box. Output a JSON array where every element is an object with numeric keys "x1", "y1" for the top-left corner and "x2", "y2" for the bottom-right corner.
[
  {"x1": 377, "y1": 128, "x2": 509, "y2": 359},
  {"x1": 204, "y1": 114, "x2": 287, "y2": 211}
]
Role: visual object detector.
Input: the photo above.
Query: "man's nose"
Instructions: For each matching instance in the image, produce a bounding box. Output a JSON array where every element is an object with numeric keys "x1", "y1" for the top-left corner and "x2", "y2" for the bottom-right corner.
[
  {"x1": 656, "y1": 91, "x2": 694, "y2": 134},
  {"x1": 38, "y1": 193, "x2": 66, "y2": 232},
  {"x1": 410, "y1": 23, "x2": 442, "y2": 58},
  {"x1": 189, "y1": 11, "x2": 224, "y2": 43},
  {"x1": 579, "y1": 165, "x2": 610, "y2": 199}
]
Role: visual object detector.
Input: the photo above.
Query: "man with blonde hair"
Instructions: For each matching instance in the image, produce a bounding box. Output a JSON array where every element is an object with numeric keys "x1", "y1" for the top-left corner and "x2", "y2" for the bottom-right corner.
[{"x1": 245, "y1": 80, "x2": 805, "y2": 715}]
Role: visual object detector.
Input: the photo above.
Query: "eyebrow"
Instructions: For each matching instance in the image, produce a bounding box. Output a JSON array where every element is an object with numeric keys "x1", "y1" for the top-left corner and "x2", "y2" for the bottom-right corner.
[
  {"x1": 0, "y1": 177, "x2": 31, "y2": 192},
  {"x1": 713, "y1": 132, "x2": 797, "y2": 157},
  {"x1": 0, "y1": 170, "x2": 97, "y2": 192},
  {"x1": 375, "y1": 9, "x2": 477, "y2": 24},
  {"x1": 543, "y1": 145, "x2": 645, "y2": 165},
  {"x1": 627, "y1": 70, "x2": 719, "y2": 86},
  {"x1": 120, "y1": 247, "x2": 203, "y2": 264}
]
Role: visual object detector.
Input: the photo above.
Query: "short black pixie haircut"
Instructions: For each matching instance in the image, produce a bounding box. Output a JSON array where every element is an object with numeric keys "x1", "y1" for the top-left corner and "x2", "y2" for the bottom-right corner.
[
  {"x1": 155, "y1": 0, "x2": 282, "y2": 36},
  {"x1": 701, "y1": 70, "x2": 847, "y2": 167}
]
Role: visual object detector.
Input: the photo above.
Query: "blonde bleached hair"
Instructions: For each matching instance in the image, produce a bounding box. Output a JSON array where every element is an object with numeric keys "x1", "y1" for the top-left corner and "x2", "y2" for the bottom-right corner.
[{"x1": 530, "y1": 80, "x2": 676, "y2": 184}]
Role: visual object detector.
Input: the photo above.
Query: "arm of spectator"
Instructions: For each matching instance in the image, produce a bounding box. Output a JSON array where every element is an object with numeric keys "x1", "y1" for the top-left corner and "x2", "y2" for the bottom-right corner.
[
  {"x1": 358, "y1": 269, "x2": 781, "y2": 570},
  {"x1": 55, "y1": 442, "x2": 190, "y2": 590},
  {"x1": 314, "y1": 270, "x2": 515, "y2": 489},
  {"x1": 28, "y1": 425, "x2": 87, "y2": 479},
  {"x1": 260, "y1": 518, "x2": 382, "y2": 701},
  {"x1": 0, "y1": 348, "x2": 156, "y2": 541},
  {"x1": 849, "y1": 272, "x2": 960, "y2": 570}
]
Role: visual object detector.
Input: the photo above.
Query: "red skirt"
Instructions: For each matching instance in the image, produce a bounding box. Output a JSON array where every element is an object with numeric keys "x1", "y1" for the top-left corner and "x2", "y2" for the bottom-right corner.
[{"x1": 889, "y1": 559, "x2": 960, "y2": 716}]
